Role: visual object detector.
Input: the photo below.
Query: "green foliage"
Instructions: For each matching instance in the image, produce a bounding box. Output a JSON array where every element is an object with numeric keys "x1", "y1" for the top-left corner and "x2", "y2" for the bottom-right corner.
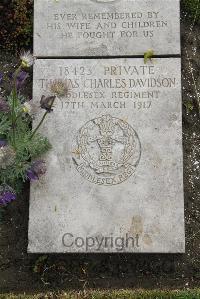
[
  {"x1": 182, "y1": 0, "x2": 200, "y2": 23},
  {"x1": 33, "y1": 255, "x2": 48, "y2": 273},
  {"x1": 27, "y1": 134, "x2": 52, "y2": 159},
  {"x1": 0, "y1": 0, "x2": 33, "y2": 52},
  {"x1": 0, "y1": 58, "x2": 52, "y2": 197},
  {"x1": 0, "y1": 97, "x2": 51, "y2": 192},
  {"x1": 184, "y1": 99, "x2": 194, "y2": 113},
  {"x1": 0, "y1": 114, "x2": 11, "y2": 136}
]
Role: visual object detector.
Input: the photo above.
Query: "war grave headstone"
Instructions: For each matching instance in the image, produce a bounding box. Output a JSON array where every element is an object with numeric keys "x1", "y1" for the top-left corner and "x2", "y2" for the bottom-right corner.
[{"x1": 28, "y1": 0, "x2": 184, "y2": 253}]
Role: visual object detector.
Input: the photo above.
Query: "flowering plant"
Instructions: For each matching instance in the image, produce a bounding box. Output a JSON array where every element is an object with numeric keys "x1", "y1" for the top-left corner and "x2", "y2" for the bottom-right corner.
[{"x1": 0, "y1": 51, "x2": 58, "y2": 208}]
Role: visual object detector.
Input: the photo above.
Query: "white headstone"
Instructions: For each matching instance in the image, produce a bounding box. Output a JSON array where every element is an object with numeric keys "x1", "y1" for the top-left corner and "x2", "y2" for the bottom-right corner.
[
  {"x1": 34, "y1": 0, "x2": 180, "y2": 57},
  {"x1": 28, "y1": 58, "x2": 185, "y2": 253}
]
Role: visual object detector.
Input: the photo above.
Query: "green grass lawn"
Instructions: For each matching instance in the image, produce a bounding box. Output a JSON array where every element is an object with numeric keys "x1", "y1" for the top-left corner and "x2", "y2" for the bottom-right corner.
[{"x1": 0, "y1": 289, "x2": 200, "y2": 299}]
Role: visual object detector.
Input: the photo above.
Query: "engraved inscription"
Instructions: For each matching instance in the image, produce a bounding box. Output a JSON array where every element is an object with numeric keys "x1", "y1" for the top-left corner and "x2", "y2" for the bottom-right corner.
[
  {"x1": 38, "y1": 63, "x2": 177, "y2": 112},
  {"x1": 50, "y1": 10, "x2": 168, "y2": 40},
  {"x1": 72, "y1": 115, "x2": 141, "y2": 186},
  {"x1": 34, "y1": 0, "x2": 180, "y2": 56}
]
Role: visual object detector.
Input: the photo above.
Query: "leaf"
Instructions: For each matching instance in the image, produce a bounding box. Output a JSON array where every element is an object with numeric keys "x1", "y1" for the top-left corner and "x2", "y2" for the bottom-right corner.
[
  {"x1": 33, "y1": 255, "x2": 48, "y2": 273},
  {"x1": 144, "y1": 49, "x2": 154, "y2": 64},
  {"x1": 184, "y1": 100, "x2": 194, "y2": 113},
  {"x1": 0, "y1": 113, "x2": 11, "y2": 135},
  {"x1": 28, "y1": 133, "x2": 52, "y2": 159}
]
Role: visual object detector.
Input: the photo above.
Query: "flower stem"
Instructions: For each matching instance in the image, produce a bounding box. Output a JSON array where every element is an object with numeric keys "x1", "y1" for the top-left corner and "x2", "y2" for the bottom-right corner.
[
  {"x1": 15, "y1": 110, "x2": 24, "y2": 122},
  {"x1": 30, "y1": 97, "x2": 56, "y2": 139},
  {"x1": 11, "y1": 65, "x2": 22, "y2": 147},
  {"x1": 31, "y1": 111, "x2": 48, "y2": 139}
]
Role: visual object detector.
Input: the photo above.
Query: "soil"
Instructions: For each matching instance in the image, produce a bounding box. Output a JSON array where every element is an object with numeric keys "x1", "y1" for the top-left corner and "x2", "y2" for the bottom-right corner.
[{"x1": 0, "y1": 16, "x2": 200, "y2": 295}]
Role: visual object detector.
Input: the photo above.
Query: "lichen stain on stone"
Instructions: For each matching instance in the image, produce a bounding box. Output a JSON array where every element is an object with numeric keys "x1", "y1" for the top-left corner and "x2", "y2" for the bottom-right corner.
[
  {"x1": 150, "y1": 225, "x2": 160, "y2": 234},
  {"x1": 142, "y1": 234, "x2": 153, "y2": 246},
  {"x1": 129, "y1": 215, "x2": 143, "y2": 235}
]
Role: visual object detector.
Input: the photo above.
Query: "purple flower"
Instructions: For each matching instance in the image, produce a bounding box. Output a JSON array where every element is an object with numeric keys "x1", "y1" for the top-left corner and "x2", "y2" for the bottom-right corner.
[
  {"x1": 0, "y1": 96, "x2": 10, "y2": 112},
  {"x1": 0, "y1": 140, "x2": 7, "y2": 147},
  {"x1": 0, "y1": 73, "x2": 3, "y2": 84},
  {"x1": 16, "y1": 71, "x2": 29, "y2": 89},
  {"x1": 26, "y1": 169, "x2": 38, "y2": 181},
  {"x1": 0, "y1": 192, "x2": 16, "y2": 206},
  {"x1": 8, "y1": 72, "x2": 13, "y2": 80},
  {"x1": 27, "y1": 160, "x2": 47, "y2": 181},
  {"x1": 0, "y1": 184, "x2": 16, "y2": 206}
]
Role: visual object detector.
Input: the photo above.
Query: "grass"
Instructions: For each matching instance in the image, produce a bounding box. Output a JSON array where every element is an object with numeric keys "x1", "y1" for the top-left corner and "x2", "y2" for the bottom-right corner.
[{"x1": 0, "y1": 289, "x2": 200, "y2": 299}]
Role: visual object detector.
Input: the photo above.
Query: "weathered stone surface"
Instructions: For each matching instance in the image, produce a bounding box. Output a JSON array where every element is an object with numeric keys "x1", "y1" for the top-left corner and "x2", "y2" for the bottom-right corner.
[
  {"x1": 28, "y1": 58, "x2": 184, "y2": 253},
  {"x1": 34, "y1": 0, "x2": 180, "y2": 57}
]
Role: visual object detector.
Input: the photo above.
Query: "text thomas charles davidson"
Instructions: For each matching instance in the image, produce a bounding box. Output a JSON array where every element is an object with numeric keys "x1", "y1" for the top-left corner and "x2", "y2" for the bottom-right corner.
[{"x1": 62, "y1": 233, "x2": 140, "y2": 251}]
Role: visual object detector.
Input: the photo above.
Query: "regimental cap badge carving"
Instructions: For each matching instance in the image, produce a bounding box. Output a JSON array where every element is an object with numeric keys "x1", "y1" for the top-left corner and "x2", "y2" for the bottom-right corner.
[{"x1": 72, "y1": 115, "x2": 141, "y2": 186}]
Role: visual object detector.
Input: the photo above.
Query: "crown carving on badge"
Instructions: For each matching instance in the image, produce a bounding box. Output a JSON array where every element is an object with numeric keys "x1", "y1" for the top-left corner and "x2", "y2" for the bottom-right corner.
[{"x1": 95, "y1": 115, "x2": 115, "y2": 137}]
